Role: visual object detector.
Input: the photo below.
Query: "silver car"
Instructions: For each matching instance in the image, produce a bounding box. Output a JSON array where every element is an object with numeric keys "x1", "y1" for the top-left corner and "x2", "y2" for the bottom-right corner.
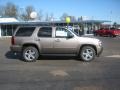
[{"x1": 10, "y1": 26, "x2": 103, "y2": 62}]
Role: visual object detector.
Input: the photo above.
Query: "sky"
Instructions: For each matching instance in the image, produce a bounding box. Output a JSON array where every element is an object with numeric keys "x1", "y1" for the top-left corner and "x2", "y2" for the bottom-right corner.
[{"x1": 0, "y1": 0, "x2": 120, "y2": 23}]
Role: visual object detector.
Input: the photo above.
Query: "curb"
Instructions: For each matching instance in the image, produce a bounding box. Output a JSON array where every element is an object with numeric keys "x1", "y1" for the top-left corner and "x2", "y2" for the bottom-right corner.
[{"x1": 0, "y1": 36, "x2": 11, "y2": 40}]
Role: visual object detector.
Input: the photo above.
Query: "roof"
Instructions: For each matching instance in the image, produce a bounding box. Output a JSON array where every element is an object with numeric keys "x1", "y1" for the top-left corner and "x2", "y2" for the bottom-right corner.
[
  {"x1": 0, "y1": 17, "x2": 19, "y2": 23},
  {"x1": 0, "y1": 20, "x2": 111, "y2": 25}
]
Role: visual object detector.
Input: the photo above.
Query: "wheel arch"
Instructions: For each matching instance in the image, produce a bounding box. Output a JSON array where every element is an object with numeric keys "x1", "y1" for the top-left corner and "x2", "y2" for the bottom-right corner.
[
  {"x1": 22, "y1": 43, "x2": 40, "y2": 53},
  {"x1": 79, "y1": 44, "x2": 97, "y2": 55}
]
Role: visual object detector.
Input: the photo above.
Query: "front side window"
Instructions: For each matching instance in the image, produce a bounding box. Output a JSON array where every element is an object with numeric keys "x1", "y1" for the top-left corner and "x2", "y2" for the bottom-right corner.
[
  {"x1": 38, "y1": 27, "x2": 52, "y2": 37},
  {"x1": 15, "y1": 27, "x2": 35, "y2": 36},
  {"x1": 56, "y1": 27, "x2": 73, "y2": 38}
]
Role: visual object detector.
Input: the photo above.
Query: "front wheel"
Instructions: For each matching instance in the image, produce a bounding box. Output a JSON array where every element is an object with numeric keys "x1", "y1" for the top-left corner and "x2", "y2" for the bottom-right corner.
[
  {"x1": 22, "y1": 46, "x2": 39, "y2": 62},
  {"x1": 79, "y1": 46, "x2": 96, "y2": 62}
]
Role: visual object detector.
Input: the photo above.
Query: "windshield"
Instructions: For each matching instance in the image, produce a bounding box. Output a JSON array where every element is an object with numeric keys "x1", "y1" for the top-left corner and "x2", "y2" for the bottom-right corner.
[
  {"x1": 66, "y1": 28, "x2": 79, "y2": 36},
  {"x1": 70, "y1": 29, "x2": 79, "y2": 36}
]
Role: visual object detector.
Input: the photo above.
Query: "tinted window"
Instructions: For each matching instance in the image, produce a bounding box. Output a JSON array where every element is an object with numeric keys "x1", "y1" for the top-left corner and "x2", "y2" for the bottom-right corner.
[
  {"x1": 15, "y1": 27, "x2": 35, "y2": 36},
  {"x1": 38, "y1": 27, "x2": 52, "y2": 37}
]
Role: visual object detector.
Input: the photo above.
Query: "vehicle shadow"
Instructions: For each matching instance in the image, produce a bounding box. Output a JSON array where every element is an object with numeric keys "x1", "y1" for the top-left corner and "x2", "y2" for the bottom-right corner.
[
  {"x1": 39, "y1": 55, "x2": 77, "y2": 61},
  {"x1": 5, "y1": 51, "x2": 23, "y2": 61},
  {"x1": 5, "y1": 51, "x2": 79, "y2": 61}
]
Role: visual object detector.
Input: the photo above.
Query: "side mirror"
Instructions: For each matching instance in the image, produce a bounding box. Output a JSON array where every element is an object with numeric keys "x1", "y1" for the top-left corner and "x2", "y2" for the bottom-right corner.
[{"x1": 67, "y1": 34, "x2": 74, "y2": 38}]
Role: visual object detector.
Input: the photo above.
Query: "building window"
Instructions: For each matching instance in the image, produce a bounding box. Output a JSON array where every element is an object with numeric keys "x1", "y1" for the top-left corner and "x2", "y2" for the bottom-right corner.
[
  {"x1": 1, "y1": 25, "x2": 7, "y2": 36},
  {"x1": 1, "y1": 25, "x2": 18, "y2": 36}
]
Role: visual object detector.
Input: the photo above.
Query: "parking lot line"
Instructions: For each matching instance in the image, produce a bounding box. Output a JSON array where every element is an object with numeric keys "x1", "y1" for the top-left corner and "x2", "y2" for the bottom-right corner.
[{"x1": 105, "y1": 55, "x2": 120, "y2": 58}]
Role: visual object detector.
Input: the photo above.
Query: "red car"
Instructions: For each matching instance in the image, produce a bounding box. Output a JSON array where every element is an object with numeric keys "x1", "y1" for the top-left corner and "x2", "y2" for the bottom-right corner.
[{"x1": 95, "y1": 28, "x2": 120, "y2": 37}]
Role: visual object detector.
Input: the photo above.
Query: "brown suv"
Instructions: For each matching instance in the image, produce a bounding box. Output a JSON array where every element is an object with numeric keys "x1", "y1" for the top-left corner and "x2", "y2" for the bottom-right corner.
[{"x1": 10, "y1": 26, "x2": 103, "y2": 62}]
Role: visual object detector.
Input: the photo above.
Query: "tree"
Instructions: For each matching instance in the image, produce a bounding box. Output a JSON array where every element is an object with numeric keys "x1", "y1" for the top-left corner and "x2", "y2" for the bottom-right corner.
[
  {"x1": 0, "y1": 5, "x2": 4, "y2": 17},
  {"x1": 45, "y1": 13, "x2": 50, "y2": 21},
  {"x1": 69, "y1": 16, "x2": 76, "y2": 22},
  {"x1": 4, "y1": 2, "x2": 18, "y2": 18},
  {"x1": 78, "y1": 16, "x2": 83, "y2": 21},
  {"x1": 113, "y1": 22, "x2": 117, "y2": 28},
  {"x1": 38, "y1": 10, "x2": 43, "y2": 21},
  {"x1": 20, "y1": 6, "x2": 35, "y2": 21},
  {"x1": 0, "y1": 2, "x2": 18, "y2": 18},
  {"x1": 60, "y1": 13, "x2": 69, "y2": 21},
  {"x1": 49, "y1": 13, "x2": 54, "y2": 21}
]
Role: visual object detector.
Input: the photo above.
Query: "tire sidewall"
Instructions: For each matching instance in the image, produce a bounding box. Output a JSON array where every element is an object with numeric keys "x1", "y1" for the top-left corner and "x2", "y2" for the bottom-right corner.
[
  {"x1": 22, "y1": 46, "x2": 39, "y2": 62},
  {"x1": 80, "y1": 46, "x2": 96, "y2": 62}
]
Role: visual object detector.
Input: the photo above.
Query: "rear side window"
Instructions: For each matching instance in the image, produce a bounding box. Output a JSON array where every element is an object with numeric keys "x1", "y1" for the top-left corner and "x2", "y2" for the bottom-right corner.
[
  {"x1": 38, "y1": 27, "x2": 52, "y2": 37},
  {"x1": 15, "y1": 27, "x2": 35, "y2": 36}
]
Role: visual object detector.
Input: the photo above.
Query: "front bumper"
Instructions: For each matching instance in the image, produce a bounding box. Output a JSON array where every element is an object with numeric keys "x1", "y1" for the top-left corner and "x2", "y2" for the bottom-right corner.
[{"x1": 97, "y1": 46, "x2": 103, "y2": 57}]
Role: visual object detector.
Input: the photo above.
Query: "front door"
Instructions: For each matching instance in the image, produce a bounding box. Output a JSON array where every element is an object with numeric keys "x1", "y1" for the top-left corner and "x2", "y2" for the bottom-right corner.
[{"x1": 53, "y1": 27, "x2": 78, "y2": 54}]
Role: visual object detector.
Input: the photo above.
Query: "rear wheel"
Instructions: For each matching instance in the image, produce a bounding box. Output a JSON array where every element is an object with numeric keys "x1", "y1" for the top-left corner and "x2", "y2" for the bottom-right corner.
[
  {"x1": 22, "y1": 46, "x2": 39, "y2": 62},
  {"x1": 79, "y1": 46, "x2": 96, "y2": 62},
  {"x1": 112, "y1": 35, "x2": 116, "y2": 37}
]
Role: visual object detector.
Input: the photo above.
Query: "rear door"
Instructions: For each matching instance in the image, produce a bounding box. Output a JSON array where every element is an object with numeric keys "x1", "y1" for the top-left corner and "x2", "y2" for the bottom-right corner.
[{"x1": 37, "y1": 27, "x2": 54, "y2": 54}]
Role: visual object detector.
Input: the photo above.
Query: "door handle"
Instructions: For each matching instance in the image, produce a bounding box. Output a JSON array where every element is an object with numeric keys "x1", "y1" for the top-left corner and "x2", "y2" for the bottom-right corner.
[
  {"x1": 55, "y1": 39, "x2": 60, "y2": 42},
  {"x1": 35, "y1": 38, "x2": 40, "y2": 41}
]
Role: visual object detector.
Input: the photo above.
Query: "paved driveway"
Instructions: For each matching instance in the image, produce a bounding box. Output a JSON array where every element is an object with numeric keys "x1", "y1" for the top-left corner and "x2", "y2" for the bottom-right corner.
[{"x1": 0, "y1": 37, "x2": 120, "y2": 90}]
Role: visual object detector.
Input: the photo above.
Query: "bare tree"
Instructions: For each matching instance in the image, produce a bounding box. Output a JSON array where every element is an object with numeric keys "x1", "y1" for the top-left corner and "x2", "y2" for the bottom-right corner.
[
  {"x1": 38, "y1": 10, "x2": 43, "y2": 21},
  {"x1": 50, "y1": 13, "x2": 54, "y2": 21},
  {"x1": 20, "y1": 6, "x2": 35, "y2": 21},
  {"x1": 69, "y1": 16, "x2": 76, "y2": 22},
  {"x1": 113, "y1": 22, "x2": 117, "y2": 28},
  {"x1": 0, "y1": 5, "x2": 4, "y2": 17},
  {"x1": 60, "y1": 13, "x2": 69, "y2": 21},
  {"x1": 45, "y1": 13, "x2": 50, "y2": 21},
  {"x1": 60, "y1": 13, "x2": 77, "y2": 22},
  {"x1": 0, "y1": 2, "x2": 18, "y2": 18},
  {"x1": 78, "y1": 16, "x2": 83, "y2": 21}
]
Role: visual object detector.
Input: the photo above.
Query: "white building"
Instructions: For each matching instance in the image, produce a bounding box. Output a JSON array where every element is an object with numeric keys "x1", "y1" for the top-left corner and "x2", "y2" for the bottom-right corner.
[{"x1": 0, "y1": 17, "x2": 19, "y2": 37}]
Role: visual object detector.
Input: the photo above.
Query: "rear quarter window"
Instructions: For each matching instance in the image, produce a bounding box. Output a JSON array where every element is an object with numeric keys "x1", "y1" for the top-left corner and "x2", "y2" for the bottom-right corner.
[{"x1": 15, "y1": 27, "x2": 35, "y2": 36}]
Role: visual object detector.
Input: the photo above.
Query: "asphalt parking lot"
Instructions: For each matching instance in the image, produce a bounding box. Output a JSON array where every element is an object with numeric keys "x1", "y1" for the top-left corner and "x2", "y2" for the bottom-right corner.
[{"x1": 0, "y1": 36, "x2": 120, "y2": 90}]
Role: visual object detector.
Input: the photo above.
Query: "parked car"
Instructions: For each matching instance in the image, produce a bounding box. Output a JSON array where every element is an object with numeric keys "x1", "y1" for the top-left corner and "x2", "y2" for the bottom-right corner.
[
  {"x1": 10, "y1": 26, "x2": 103, "y2": 62},
  {"x1": 95, "y1": 28, "x2": 120, "y2": 37}
]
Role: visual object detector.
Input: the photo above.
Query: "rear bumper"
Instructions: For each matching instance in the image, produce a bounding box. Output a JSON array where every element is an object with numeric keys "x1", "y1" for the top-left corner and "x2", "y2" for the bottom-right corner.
[{"x1": 10, "y1": 45, "x2": 22, "y2": 52}]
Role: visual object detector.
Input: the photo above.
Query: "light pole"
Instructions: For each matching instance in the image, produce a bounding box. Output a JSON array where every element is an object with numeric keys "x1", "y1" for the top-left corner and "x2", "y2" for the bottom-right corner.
[{"x1": 110, "y1": 11, "x2": 112, "y2": 28}]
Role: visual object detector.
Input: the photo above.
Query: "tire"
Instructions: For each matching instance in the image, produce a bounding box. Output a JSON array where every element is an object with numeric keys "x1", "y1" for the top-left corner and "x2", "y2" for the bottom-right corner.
[
  {"x1": 112, "y1": 35, "x2": 116, "y2": 37},
  {"x1": 22, "y1": 46, "x2": 39, "y2": 62},
  {"x1": 109, "y1": 34, "x2": 113, "y2": 37},
  {"x1": 79, "y1": 46, "x2": 96, "y2": 62}
]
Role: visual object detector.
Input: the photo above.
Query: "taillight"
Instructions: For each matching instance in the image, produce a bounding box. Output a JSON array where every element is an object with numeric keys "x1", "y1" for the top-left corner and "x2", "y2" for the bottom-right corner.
[
  {"x1": 113, "y1": 31, "x2": 116, "y2": 34},
  {"x1": 11, "y1": 36, "x2": 15, "y2": 45}
]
